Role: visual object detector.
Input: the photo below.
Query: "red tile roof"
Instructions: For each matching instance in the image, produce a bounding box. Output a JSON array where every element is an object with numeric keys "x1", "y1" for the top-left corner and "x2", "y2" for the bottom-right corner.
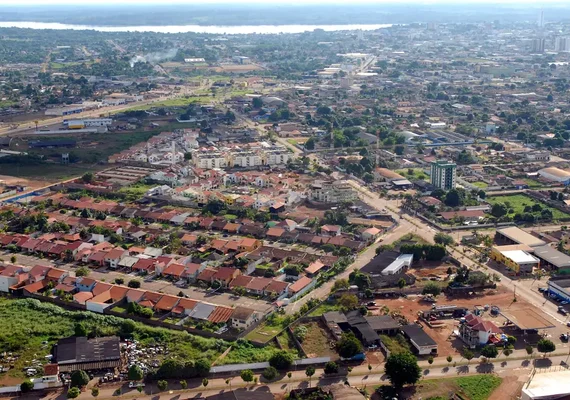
[{"x1": 208, "y1": 306, "x2": 234, "y2": 323}]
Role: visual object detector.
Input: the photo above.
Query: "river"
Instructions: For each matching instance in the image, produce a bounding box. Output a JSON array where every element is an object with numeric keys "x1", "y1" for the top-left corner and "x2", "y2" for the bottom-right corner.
[{"x1": 0, "y1": 21, "x2": 391, "y2": 34}]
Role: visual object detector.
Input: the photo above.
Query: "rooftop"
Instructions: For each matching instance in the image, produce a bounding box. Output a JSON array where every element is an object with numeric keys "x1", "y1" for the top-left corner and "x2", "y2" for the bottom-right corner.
[{"x1": 497, "y1": 227, "x2": 546, "y2": 247}]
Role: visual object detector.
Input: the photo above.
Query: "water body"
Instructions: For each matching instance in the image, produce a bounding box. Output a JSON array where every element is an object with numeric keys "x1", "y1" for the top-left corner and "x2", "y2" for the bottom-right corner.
[{"x1": 0, "y1": 21, "x2": 391, "y2": 34}]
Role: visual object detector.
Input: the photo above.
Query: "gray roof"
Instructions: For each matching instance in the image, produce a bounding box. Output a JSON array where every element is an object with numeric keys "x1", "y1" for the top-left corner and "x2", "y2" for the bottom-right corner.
[
  {"x1": 401, "y1": 324, "x2": 437, "y2": 347},
  {"x1": 365, "y1": 315, "x2": 401, "y2": 331},
  {"x1": 170, "y1": 212, "x2": 191, "y2": 224},
  {"x1": 211, "y1": 361, "x2": 269, "y2": 374},
  {"x1": 188, "y1": 302, "x2": 215, "y2": 320},
  {"x1": 323, "y1": 311, "x2": 347, "y2": 324},
  {"x1": 533, "y1": 245, "x2": 570, "y2": 268},
  {"x1": 56, "y1": 336, "x2": 120, "y2": 365}
]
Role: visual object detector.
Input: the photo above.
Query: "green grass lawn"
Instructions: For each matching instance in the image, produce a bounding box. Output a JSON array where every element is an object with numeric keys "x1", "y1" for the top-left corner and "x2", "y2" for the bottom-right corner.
[
  {"x1": 308, "y1": 301, "x2": 341, "y2": 317},
  {"x1": 401, "y1": 375, "x2": 502, "y2": 400},
  {"x1": 396, "y1": 168, "x2": 429, "y2": 181},
  {"x1": 486, "y1": 194, "x2": 570, "y2": 220},
  {"x1": 472, "y1": 181, "x2": 488, "y2": 188},
  {"x1": 0, "y1": 163, "x2": 105, "y2": 181},
  {"x1": 244, "y1": 321, "x2": 283, "y2": 343},
  {"x1": 523, "y1": 178, "x2": 544, "y2": 189},
  {"x1": 119, "y1": 183, "x2": 156, "y2": 198}
]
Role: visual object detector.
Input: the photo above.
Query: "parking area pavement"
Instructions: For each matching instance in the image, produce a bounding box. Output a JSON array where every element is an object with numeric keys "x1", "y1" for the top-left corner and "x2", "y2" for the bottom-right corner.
[{"x1": 3, "y1": 251, "x2": 273, "y2": 312}]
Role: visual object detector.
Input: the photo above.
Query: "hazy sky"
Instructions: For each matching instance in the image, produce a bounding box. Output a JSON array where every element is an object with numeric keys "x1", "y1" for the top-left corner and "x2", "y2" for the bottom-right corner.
[{"x1": 2, "y1": 0, "x2": 565, "y2": 5}]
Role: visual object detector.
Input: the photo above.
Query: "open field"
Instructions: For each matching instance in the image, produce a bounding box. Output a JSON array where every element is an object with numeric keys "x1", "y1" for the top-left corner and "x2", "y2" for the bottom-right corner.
[
  {"x1": 298, "y1": 321, "x2": 337, "y2": 359},
  {"x1": 0, "y1": 163, "x2": 104, "y2": 181},
  {"x1": 472, "y1": 181, "x2": 489, "y2": 188},
  {"x1": 486, "y1": 194, "x2": 570, "y2": 220},
  {"x1": 395, "y1": 375, "x2": 503, "y2": 400},
  {"x1": 0, "y1": 174, "x2": 59, "y2": 189},
  {"x1": 128, "y1": 96, "x2": 213, "y2": 110},
  {"x1": 523, "y1": 178, "x2": 544, "y2": 189},
  {"x1": 396, "y1": 168, "x2": 428, "y2": 180}
]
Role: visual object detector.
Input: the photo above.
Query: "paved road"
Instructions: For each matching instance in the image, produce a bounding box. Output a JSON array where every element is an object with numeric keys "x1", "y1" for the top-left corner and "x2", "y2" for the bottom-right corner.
[{"x1": 35, "y1": 353, "x2": 570, "y2": 400}]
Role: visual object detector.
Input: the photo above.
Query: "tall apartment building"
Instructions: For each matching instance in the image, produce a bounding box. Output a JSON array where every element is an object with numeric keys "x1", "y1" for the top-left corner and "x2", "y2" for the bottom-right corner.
[
  {"x1": 555, "y1": 37, "x2": 570, "y2": 52},
  {"x1": 430, "y1": 160, "x2": 457, "y2": 190},
  {"x1": 531, "y1": 38, "x2": 546, "y2": 53}
]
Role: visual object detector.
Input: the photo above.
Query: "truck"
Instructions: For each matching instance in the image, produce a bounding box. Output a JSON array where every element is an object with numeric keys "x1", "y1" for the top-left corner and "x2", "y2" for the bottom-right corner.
[{"x1": 341, "y1": 353, "x2": 366, "y2": 362}]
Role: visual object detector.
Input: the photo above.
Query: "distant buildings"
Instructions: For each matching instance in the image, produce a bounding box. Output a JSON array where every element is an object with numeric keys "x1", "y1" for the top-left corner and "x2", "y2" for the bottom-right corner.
[
  {"x1": 538, "y1": 167, "x2": 570, "y2": 185},
  {"x1": 531, "y1": 38, "x2": 546, "y2": 53},
  {"x1": 430, "y1": 160, "x2": 456, "y2": 190},
  {"x1": 555, "y1": 37, "x2": 570, "y2": 52},
  {"x1": 309, "y1": 180, "x2": 357, "y2": 203},
  {"x1": 192, "y1": 143, "x2": 289, "y2": 170}
]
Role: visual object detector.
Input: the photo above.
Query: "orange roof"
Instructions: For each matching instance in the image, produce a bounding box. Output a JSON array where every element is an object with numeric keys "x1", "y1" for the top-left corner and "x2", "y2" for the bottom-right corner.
[
  {"x1": 208, "y1": 306, "x2": 234, "y2": 323},
  {"x1": 305, "y1": 260, "x2": 325, "y2": 274},
  {"x1": 74, "y1": 291, "x2": 94, "y2": 304},
  {"x1": 162, "y1": 263, "x2": 186, "y2": 277},
  {"x1": 289, "y1": 276, "x2": 313, "y2": 294},
  {"x1": 92, "y1": 282, "x2": 113, "y2": 296},
  {"x1": 154, "y1": 295, "x2": 180, "y2": 312},
  {"x1": 267, "y1": 227, "x2": 285, "y2": 237}
]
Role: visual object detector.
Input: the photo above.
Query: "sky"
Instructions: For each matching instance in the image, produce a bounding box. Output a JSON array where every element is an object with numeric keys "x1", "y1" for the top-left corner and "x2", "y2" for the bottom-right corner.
[{"x1": 2, "y1": 0, "x2": 566, "y2": 5}]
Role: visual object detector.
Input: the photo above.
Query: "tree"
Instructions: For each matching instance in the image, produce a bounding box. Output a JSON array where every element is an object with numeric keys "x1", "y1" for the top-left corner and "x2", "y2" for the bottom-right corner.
[
  {"x1": 324, "y1": 361, "x2": 339, "y2": 374},
  {"x1": 114, "y1": 278, "x2": 124, "y2": 285},
  {"x1": 463, "y1": 349, "x2": 474, "y2": 364},
  {"x1": 81, "y1": 172, "x2": 94, "y2": 184},
  {"x1": 91, "y1": 387, "x2": 99, "y2": 397},
  {"x1": 20, "y1": 380, "x2": 34, "y2": 393},
  {"x1": 180, "y1": 380, "x2": 187, "y2": 389},
  {"x1": 202, "y1": 378, "x2": 209, "y2": 388},
  {"x1": 428, "y1": 356, "x2": 434, "y2": 365},
  {"x1": 338, "y1": 293, "x2": 359, "y2": 311},
  {"x1": 252, "y1": 97, "x2": 263, "y2": 109},
  {"x1": 128, "y1": 279, "x2": 141, "y2": 288},
  {"x1": 331, "y1": 278, "x2": 350, "y2": 292},
  {"x1": 394, "y1": 145, "x2": 405, "y2": 155},
  {"x1": 241, "y1": 369, "x2": 254, "y2": 383},
  {"x1": 537, "y1": 339, "x2": 556, "y2": 356},
  {"x1": 444, "y1": 189, "x2": 462, "y2": 207},
  {"x1": 10, "y1": 255, "x2": 16, "y2": 264},
  {"x1": 70, "y1": 370, "x2": 90, "y2": 388},
  {"x1": 491, "y1": 203, "x2": 508, "y2": 218},
  {"x1": 336, "y1": 332, "x2": 363, "y2": 359},
  {"x1": 398, "y1": 278, "x2": 406, "y2": 289},
  {"x1": 75, "y1": 266, "x2": 90, "y2": 277},
  {"x1": 128, "y1": 364, "x2": 144, "y2": 381},
  {"x1": 195, "y1": 359, "x2": 211, "y2": 377},
  {"x1": 157, "y1": 380, "x2": 168, "y2": 391},
  {"x1": 422, "y1": 282, "x2": 441, "y2": 297},
  {"x1": 446, "y1": 355, "x2": 453, "y2": 365},
  {"x1": 434, "y1": 232, "x2": 454, "y2": 246},
  {"x1": 67, "y1": 387, "x2": 81, "y2": 399},
  {"x1": 526, "y1": 345, "x2": 534, "y2": 358},
  {"x1": 480, "y1": 345, "x2": 498, "y2": 359},
  {"x1": 74, "y1": 323, "x2": 88, "y2": 337},
  {"x1": 269, "y1": 351, "x2": 293, "y2": 370},
  {"x1": 304, "y1": 137, "x2": 315, "y2": 150},
  {"x1": 305, "y1": 366, "x2": 315, "y2": 387},
  {"x1": 384, "y1": 352, "x2": 422, "y2": 389},
  {"x1": 262, "y1": 366, "x2": 278, "y2": 381}
]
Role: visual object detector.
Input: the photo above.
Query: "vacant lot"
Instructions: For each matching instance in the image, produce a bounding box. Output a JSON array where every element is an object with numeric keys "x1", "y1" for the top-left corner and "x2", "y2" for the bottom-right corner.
[
  {"x1": 298, "y1": 321, "x2": 337, "y2": 359},
  {"x1": 486, "y1": 194, "x2": 570, "y2": 220},
  {"x1": 396, "y1": 168, "x2": 428, "y2": 181},
  {"x1": 400, "y1": 375, "x2": 503, "y2": 400},
  {"x1": 472, "y1": 181, "x2": 488, "y2": 188}
]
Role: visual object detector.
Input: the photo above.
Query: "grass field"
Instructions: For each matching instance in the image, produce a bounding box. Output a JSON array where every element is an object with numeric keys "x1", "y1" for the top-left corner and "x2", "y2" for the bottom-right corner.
[
  {"x1": 523, "y1": 178, "x2": 544, "y2": 189},
  {"x1": 396, "y1": 168, "x2": 428, "y2": 181},
  {"x1": 0, "y1": 163, "x2": 104, "y2": 181},
  {"x1": 308, "y1": 300, "x2": 341, "y2": 317},
  {"x1": 472, "y1": 181, "x2": 488, "y2": 188},
  {"x1": 486, "y1": 194, "x2": 570, "y2": 220},
  {"x1": 298, "y1": 321, "x2": 336, "y2": 358},
  {"x1": 410, "y1": 375, "x2": 502, "y2": 400}
]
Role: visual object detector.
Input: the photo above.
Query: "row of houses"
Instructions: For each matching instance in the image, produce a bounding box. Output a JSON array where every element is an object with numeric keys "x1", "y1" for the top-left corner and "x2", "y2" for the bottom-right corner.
[{"x1": 1, "y1": 263, "x2": 260, "y2": 331}]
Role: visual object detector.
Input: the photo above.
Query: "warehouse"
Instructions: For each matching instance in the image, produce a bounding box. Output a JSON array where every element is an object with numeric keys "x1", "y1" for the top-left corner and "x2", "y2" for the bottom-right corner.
[
  {"x1": 538, "y1": 167, "x2": 570, "y2": 185},
  {"x1": 548, "y1": 279, "x2": 570, "y2": 303},
  {"x1": 495, "y1": 227, "x2": 546, "y2": 248},
  {"x1": 400, "y1": 324, "x2": 437, "y2": 356},
  {"x1": 490, "y1": 247, "x2": 540, "y2": 274},
  {"x1": 533, "y1": 245, "x2": 570, "y2": 273},
  {"x1": 54, "y1": 336, "x2": 121, "y2": 372},
  {"x1": 65, "y1": 118, "x2": 113, "y2": 129}
]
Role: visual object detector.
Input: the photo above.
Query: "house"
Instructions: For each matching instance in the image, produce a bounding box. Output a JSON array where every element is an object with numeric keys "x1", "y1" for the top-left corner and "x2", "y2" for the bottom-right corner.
[
  {"x1": 196, "y1": 268, "x2": 217, "y2": 284},
  {"x1": 238, "y1": 238, "x2": 261, "y2": 252},
  {"x1": 229, "y1": 275, "x2": 254, "y2": 291},
  {"x1": 208, "y1": 306, "x2": 234, "y2": 324},
  {"x1": 361, "y1": 227, "x2": 381, "y2": 241},
  {"x1": 76, "y1": 277, "x2": 97, "y2": 292},
  {"x1": 182, "y1": 263, "x2": 203, "y2": 282},
  {"x1": 23, "y1": 280, "x2": 48, "y2": 295},
  {"x1": 264, "y1": 280, "x2": 289, "y2": 297},
  {"x1": 87, "y1": 251, "x2": 108, "y2": 267},
  {"x1": 230, "y1": 306, "x2": 259, "y2": 329},
  {"x1": 73, "y1": 291, "x2": 94, "y2": 305},
  {"x1": 188, "y1": 302, "x2": 216, "y2": 321},
  {"x1": 118, "y1": 256, "x2": 139, "y2": 270},
  {"x1": 212, "y1": 267, "x2": 241, "y2": 287},
  {"x1": 27, "y1": 265, "x2": 51, "y2": 283},
  {"x1": 459, "y1": 314, "x2": 501, "y2": 349},
  {"x1": 172, "y1": 298, "x2": 198, "y2": 316},
  {"x1": 46, "y1": 268, "x2": 68, "y2": 284},
  {"x1": 401, "y1": 324, "x2": 438, "y2": 355},
  {"x1": 246, "y1": 277, "x2": 272, "y2": 295},
  {"x1": 132, "y1": 258, "x2": 156, "y2": 273},
  {"x1": 162, "y1": 263, "x2": 186, "y2": 280},
  {"x1": 305, "y1": 260, "x2": 326, "y2": 277},
  {"x1": 104, "y1": 248, "x2": 127, "y2": 269},
  {"x1": 266, "y1": 227, "x2": 285, "y2": 239},
  {"x1": 321, "y1": 225, "x2": 341, "y2": 236},
  {"x1": 154, "y1": 295, "x2": 180, "y2": 313},
  {"x1": 276, "y1": 219, "x2": 297, "y2": 232},
  {"x1": 288, "y1": 276, "x2": 313, "y2": 297}
]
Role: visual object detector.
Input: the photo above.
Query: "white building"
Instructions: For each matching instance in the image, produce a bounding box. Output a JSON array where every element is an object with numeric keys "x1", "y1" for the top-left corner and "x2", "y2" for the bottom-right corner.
[
  {"x1": 310, "y1": 180, "x2": 357, "y2": 203},
  {"x1": 430, "y1": 160, "x2": 457, "y2": 190},
  {"x1": 382, "y1": 254, "x2": 414, "y2": 275}
]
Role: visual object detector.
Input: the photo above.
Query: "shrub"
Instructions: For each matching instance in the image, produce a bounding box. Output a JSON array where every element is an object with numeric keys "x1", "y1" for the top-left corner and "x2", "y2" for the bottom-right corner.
[
  {"x1": 70, "y1": 370, "x2": 90, "y2": 388},
  {"x1": 128, "y1": 279, "x2": 141, "y2": 288},
  {"x1": 157, "y1": 380, "x2": 168, "y2": 391},
  {"x1": 67, "y1": 387, "x2": 81, "y2": 399},
  {"x1": 324, "y1": 361, "x2": 339, "y2": 374},
  {"x1": 20, "y1": 380, "x2": 34, "y2": 393},
  {"x1": 262, "y1": 366, "x2": 278, "y2": 381},
  {"x1": 269, "y1": 351, "x2": 294, "y2": 370}
]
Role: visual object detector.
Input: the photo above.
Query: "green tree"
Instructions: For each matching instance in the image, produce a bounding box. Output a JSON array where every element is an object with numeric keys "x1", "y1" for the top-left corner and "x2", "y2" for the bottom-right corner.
[
  {"x1": 491, "y1": 203, "x2": 508, "y2": 218},
  {"x1": 20, "y1": 380, "x2": 34, "y2": 393},
  {"x1": 422, "y1": 282, "x2": 441, "y2": 297},
  {"x1": 128, "y1": 279, "x2": 141, "y2": 288},
  {"x1": 331, "y1": 278, "x2": 350, "y2": 292},
  {"x1": 252, "y1": 97, "x2": 263, "y2": 109},
  {"x1": 463, "y1": 349, "x2": 474, "y2": 364},
  {"x1": 428, "y1": 356, "x2": 434, "y2": 364},
  {"x1": 269, "y1": 351, "x2": 294, "y2": 370},
  {"x1": 338, "y1": 293, "x2": 359, "y2": 311},
  {"x1": 195, "y1": 359, "x2": 211, "y2": 377},
  {"x1": 91, "y1": 387, "x2": 99, "y2": 397},
  {"x1": 81, "y1": 172, "x2": 94, "y2": 184},
  {"x1": 480, "y1": 345, "x2": 498, "y2": 359},
  {"x1": 324, "y1": 361, "x2": 338, "y2": 374},
  {"x1": 262, "y1": 366, "x2": 278, "y2": 381},
  {"x1": 74, "y1": 323, "x2": 88, "y2": 337},
  {"x1": 336, "y1": 332, "x2": 363, "y2": 359},
  {"x1": 70, "y1": 370, "x2": 89, "y2": 388},
  {"x1": 385, "y1": 352, "x2": 422, "y2": 389},
  {"x1": 202, "y1": 378, "x2": 208, "y2": 387},
  {"x1": 304, "y1": 137, "x2": 315, "y2": 150},
  {"x1": 434, "y1": 232, "x2": 454, "y2": 246},
  {"x1": 180, "y1": 380, "x2": 187, "y2": 389},
  {"x1": 398, "y1": 278, "x2": 406, "y2": 289},
  {"x1": 10, "y1": 255, "x2": 16, "y2": 264},
  {"x1": 128, "y1": 364, "x2": 144, "y2": 381},
  {"x1": 446, "y1": 355, "x2": 453, "y2": 364},
  {"x1": 157, "y1": 380, "x2": 168, "y2": 391},
  {"x1": 526, "y1": 345, "x2": 534, "y2": 358},
  {"x1": 305, "y1": 366, "x2": 315, "y2": 387},
  {"x1": 444, "y1": 189, "x2": 462, "y2": 207},
  {"x1": 75, "y1": 266, "x2": 90, "y2": 277},
  {"x1": 241, "y1": 369, "x2": 254, "y2": 383},
  {"x1": 114, "y1": 278, "x2": 124, "y2": 285},
  {"x1": 537, "y1": 339, "x2": 556, "y2": 356},
  {"x1": 67, "y1": 387, "x2": 81, "y2": 399}
]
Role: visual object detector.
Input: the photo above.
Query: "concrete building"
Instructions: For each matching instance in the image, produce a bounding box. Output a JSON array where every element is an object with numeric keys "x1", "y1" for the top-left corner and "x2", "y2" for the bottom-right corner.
[
  {"x1": 430, "y1": 160, "x2": 457, "y2": 190},
  {"x1": 522, "y1": 369, "x2": 570, "y2": 400},
  {"x1": 400, "y1": 324, "x2": 437, "y2": 356},
  {"x1": 555, "y1": 37, "x2": 570, "y2": 52},
  {"x1": 310, "y1": 180, "x2": 358, "y2": 203},
  {"x1": 490, "y1": 247, "x2": 540, "y2": 274},
  {"x1": 495, "y1": 227, "x2": 546, "y2": 248},
  {"x1": 531, "y1": 38, "x2": 546, "y2": 53},
  {"x1": 459, "y1": 314, "x2": 501, "y2": 348},
  {"x1": 381, "y1": 254, "x2": 413, "y2": 275},
  {"x1": 538, "y1": 167, "x2": 570, "y2": 185}
]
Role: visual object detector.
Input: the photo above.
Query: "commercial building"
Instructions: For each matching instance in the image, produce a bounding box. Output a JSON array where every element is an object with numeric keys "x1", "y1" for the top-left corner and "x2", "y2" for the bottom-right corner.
[
  {"x1": 310, "y1": 180, "x2": 358, "y2": 203},
  {"x1": 381, "y1": 254, "x2": 413, "y2": 275},
  {"x1": 490, "y1": 246, "x2": 540, "y2": 274},
  {"x1": 65, "y1": 119, "x2": 113, "y2": 129},
  {"x1": 522, "y1": 369, "x2": 570, "y2": 400},
  {"x1": 400, "y1": 324, "x2": 437, "y2": 355},
  {"x1": 495, "y1": 227, "x2": 546, "y2": 248},
  {"x1": 430, "y1": 160, "x2": 456, "y2": 190},
  {"x1": 547, "y1": 279, "x2": 570, "y2": 303},
  {"x1": 533, "y1": 245, "x2": 570, "y2": 273},
  {"x1": 459, "y1": 314, "x2": 501, "y2": 349},
  {"x1": 538, "y1": 167, "x2": 570, "y2": 185},
  {"x1": 54, "y1": 336, "x2": 121, "y2": 372}
]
